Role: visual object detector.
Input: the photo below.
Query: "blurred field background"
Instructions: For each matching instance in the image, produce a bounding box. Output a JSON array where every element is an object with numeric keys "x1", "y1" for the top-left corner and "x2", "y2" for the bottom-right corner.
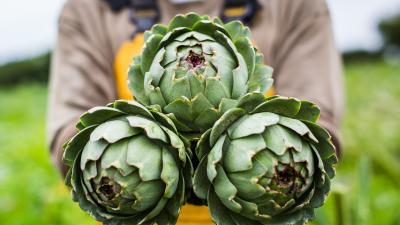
[{"x1": 1, "y1": 5, "x2": 400, "y2": 225}]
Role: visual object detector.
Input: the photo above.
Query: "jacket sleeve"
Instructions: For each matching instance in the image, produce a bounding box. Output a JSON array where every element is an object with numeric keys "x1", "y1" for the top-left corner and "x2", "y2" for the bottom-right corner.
[
  {"x1": 47, "y1": 0, "x2": 117, "y2": 175},
  {"x1": 271, "y1": 0, "x2": 344, "y2": 154}
]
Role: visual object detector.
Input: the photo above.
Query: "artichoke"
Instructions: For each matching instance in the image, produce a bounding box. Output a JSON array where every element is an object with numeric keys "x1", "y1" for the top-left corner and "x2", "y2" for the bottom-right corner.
[
  {"x1": 193, "y1": 93, "x2": 337, "y2": 225},
  {"x1": 63, "y1": 100, "x2": 192, "y2": 225},
  {"x1": 62, "y1": 13, "x2": 337, "y2": 225},
  {"x1": 128, "y1": 13, "x2": 273, "y2": 134}
]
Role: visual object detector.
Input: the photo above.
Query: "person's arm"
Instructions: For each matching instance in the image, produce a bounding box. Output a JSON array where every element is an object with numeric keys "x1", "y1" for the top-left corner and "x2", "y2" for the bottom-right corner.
[
  {"x1": 47, "y1": 0, "x2": 117, "y2": 176},
  {"x1": 272, "y1": 0, "x2": 344, "y2": 155}
]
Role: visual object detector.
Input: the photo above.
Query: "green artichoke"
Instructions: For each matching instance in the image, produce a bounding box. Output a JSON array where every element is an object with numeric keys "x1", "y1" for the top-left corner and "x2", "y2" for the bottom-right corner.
[
  {"x1": 63, "y1": 100, "x2": 192, "y2": 225},
  {"x1": 63, "y1": 13, "x2": 337, "y2": 225},
  {"x1": 193, "y1": 93, "x2": 337, "y2": 225},
  {"x1": 128, "y1": 13, "x2": 273, "y2": 134}
]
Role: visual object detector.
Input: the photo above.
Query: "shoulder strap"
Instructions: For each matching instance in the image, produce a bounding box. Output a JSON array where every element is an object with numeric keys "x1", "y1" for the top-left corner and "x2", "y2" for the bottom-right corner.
[
  {"x1": 102, "y1": 0, "x2": 130, "y2": 12},
  {"x1": 102, "y1": 0, "x2": 159, "y2": 33},
  {"x1": 221, "y1": 0, "x2": 262, "y2": 25},
  {"x1": 129, "y1": 0, "x2": 160, "y2": 33}
]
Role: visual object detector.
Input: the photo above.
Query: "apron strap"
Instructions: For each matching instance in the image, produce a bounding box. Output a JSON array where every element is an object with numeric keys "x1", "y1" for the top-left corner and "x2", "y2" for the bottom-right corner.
[
  {"x1": 129, "y1": 0, "x2": 160, "y2": 33},
  {"x1": 220, "y1": 0, "x2": 262, "y2": 25},
  {"x1": 102, "y1": 0, "x2": 130, "y2": 12}
]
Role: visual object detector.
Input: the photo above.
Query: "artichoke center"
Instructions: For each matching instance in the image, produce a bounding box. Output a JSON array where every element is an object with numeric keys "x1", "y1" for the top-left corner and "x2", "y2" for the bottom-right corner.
[
  {"x1": 98, "y1": 177, "x2": 121, "y2": 200},
  {"x1": 185, "y1": 50, "x2": 205, "y2": 68},
  {"x1": 272, "y1": 164, "x2": 300, "y2": 194}
]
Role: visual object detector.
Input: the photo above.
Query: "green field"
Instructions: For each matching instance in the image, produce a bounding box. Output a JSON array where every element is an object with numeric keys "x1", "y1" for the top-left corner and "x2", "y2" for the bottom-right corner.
[{"x1": 0, "y1": 61, "x2": 399, "y2": 225}]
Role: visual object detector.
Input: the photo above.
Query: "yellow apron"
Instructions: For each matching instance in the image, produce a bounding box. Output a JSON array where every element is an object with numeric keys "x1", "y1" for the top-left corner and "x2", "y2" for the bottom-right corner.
[{"x1": 112, "y1": 32, "x2": 274, "y2": 225}]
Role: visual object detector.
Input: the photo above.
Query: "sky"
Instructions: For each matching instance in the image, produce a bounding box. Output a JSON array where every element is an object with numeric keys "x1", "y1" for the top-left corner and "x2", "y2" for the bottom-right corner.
[{"x1": 0, "y1": 0, "x2": 400, "y2": 63}]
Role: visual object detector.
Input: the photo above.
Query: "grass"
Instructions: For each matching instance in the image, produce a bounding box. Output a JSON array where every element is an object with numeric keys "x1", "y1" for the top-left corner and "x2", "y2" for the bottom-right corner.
[
  {"x1": 0, "y1": 85, "x2": 93, "y2": 225},
  {"x1": 0, "y1": 60, "x2": 399, "y2": 225},
  {"x1": 315, "y1": 60, "x2": 400, "y2": 225}
]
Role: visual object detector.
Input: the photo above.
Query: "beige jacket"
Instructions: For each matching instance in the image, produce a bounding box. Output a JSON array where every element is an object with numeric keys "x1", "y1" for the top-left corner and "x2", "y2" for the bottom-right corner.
[{"x1": 48, "y1": 0, "x2": 344, "y2": 174}]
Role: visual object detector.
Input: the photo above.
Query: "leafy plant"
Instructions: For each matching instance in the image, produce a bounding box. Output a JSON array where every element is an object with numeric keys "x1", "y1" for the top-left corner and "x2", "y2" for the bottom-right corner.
[
  {"x1": 193, "y1": 93, "x2": 337, "y2": 225},
  {"x1": 128, "y1": 13, "x2": 273, "y2": 134},
  {"x1": 64, "y1": 13, "x2": 337, "y2": 225},
  {"x1": 63, "y1": 100, "x2": 192, "y2": 225}
]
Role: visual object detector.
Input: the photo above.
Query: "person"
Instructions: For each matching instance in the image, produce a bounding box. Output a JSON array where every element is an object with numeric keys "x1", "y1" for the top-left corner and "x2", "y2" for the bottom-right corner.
[{"x1": 47, "y1": 0, "x2": 344, "y2": 224}]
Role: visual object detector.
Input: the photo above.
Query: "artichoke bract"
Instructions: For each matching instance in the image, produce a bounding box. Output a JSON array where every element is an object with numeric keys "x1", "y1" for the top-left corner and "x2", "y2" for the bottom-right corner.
[
  {"x1": 193, "y1": 93, "x2": 337, "y2": 225},
  {"x1": 128, "y1": 13, "x2": 273, "y2": 133},
  {"x1": 63, "y1": 100, "x2": 192, "y2": 225}
]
